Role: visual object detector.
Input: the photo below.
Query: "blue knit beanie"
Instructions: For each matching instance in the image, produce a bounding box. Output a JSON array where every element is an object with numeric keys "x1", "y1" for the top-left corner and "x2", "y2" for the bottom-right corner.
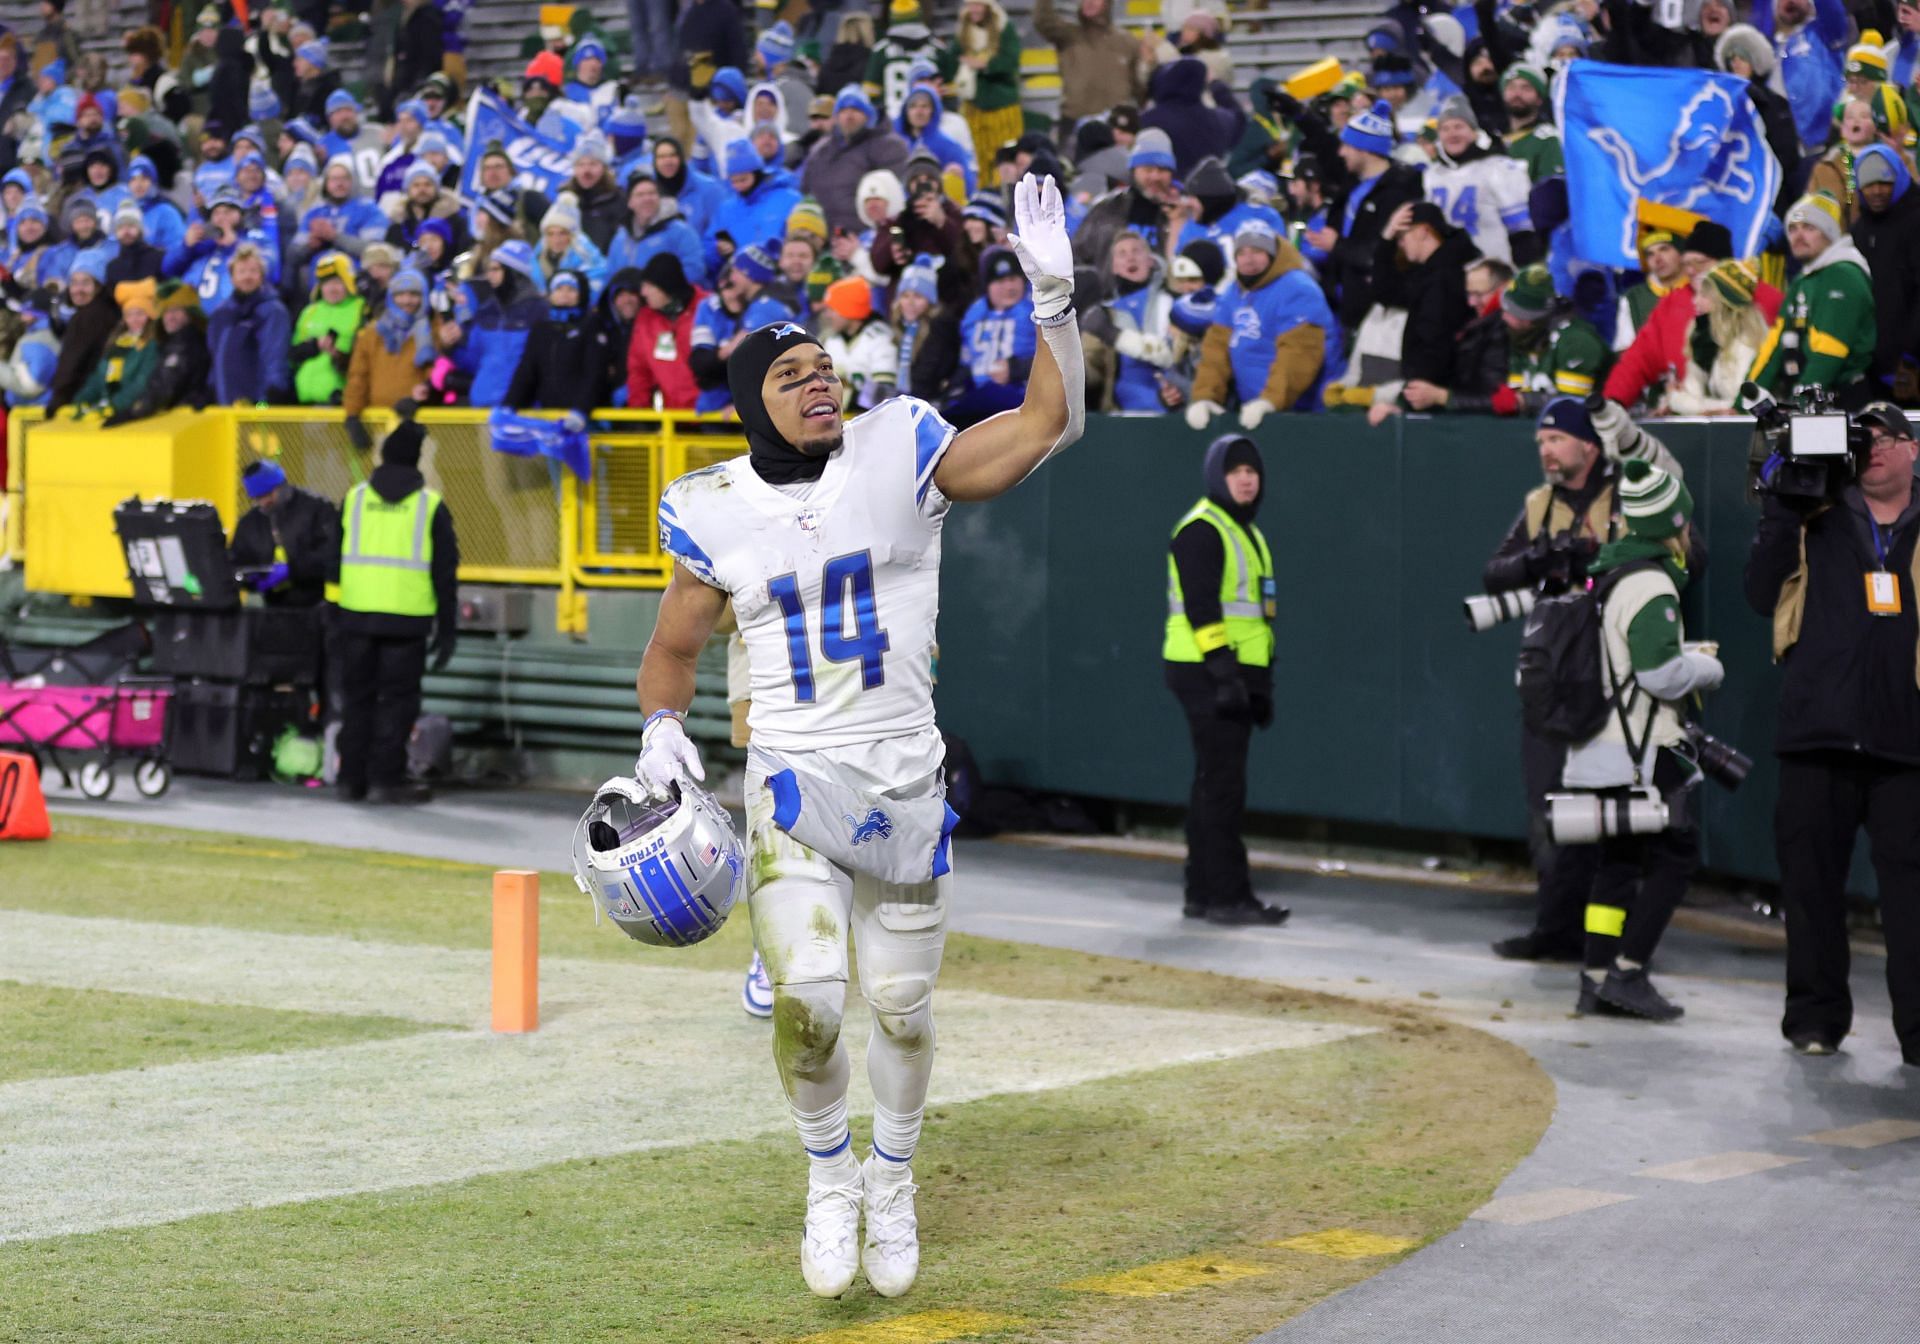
[{"x1": 1340, "y1": 99, "x2": 1397, "y2": 157}]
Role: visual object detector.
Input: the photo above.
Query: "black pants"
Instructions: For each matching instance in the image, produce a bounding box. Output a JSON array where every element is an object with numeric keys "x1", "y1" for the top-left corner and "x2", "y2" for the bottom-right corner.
[
  {"x1": 334, "y1": 630, "x2": 426, "y2": 791},
  {"x1": 1776, "y1": 751, "x2": 1920, "y2": 1060},
  {"x1": 1167, "y1": 663, "x2": 1264, "y2": 910},
  {"x1": 1583, "y1": 752, "x2": 1701, "y2": 971},
  {"x1": 1522, "y1": 726, "x2": 1600, "y2": 948}
]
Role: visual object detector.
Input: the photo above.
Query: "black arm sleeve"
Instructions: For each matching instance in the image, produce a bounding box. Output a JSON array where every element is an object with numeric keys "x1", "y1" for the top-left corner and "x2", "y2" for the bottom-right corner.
[
  {"x1": 228, "y1": 509, "x2": 274, "y2": 568},
  {"x1": 286, "y1": 496, "x2": 341, "y2": 586},
  {"x1": 1482, "y1": 504, "x2": 1537, "y2": 593},
  {"x1": 1744, "y1": 501, "x2": 1806, "y2": 617},
  {"x1": 1170, "y1": 519, "x2": 1227, "y2": 631}
]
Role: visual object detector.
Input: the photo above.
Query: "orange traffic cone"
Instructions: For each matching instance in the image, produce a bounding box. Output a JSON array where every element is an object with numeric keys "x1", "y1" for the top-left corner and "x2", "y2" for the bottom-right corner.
[{"x1": 0, "y1": 751, "x2": 52, "y2": 841}]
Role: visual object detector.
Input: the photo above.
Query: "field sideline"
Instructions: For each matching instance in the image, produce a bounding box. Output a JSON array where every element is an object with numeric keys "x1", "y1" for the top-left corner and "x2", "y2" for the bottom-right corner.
[{"x1": 0, "y1": 815, "x2": 1553, "y2": 1343}]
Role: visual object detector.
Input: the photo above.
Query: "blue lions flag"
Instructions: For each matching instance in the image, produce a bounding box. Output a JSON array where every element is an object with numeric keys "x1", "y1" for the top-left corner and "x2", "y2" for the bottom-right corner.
[
  {"x1": 1556, "y1": 61, "x2": 1781, "y2": 269},
  {"x1": 487, "y1": 408, "x2": 592, "y2": 482},
  {"x1": 459, "y1": 90, "x2": 575, "y2": 199}
]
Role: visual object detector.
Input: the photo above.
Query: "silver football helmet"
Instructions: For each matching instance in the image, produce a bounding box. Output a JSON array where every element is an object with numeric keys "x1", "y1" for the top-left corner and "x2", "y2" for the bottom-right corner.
[{"x1": 571, "y1": 776, "x2": 743, "y2": 947}]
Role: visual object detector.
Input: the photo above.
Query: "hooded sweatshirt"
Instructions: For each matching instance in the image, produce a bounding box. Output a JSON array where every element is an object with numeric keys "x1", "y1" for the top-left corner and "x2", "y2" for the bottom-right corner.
[
  {"x1": 1167, "y1": 434, "x2": 1271, "y2": 683},
  {"x1": 1749, "y1": 234, "x2": 1875, "y2": 399},
  {"x1": 333, "y1": 460, "x2": 460, "y2": 640},
  {"x1": 1191, "y1": 243, "x2": 1337, "y2": 411},
  {"x1": 1849, "y1": 144, "x2": 1920, "y2": 382},
  {"x1": 1139, "y1": 57, "x2": 1234, "y2": 175}
]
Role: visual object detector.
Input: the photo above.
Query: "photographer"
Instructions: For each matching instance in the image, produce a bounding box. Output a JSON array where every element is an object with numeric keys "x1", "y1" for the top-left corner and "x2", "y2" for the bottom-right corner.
[
  {"x1": 1563, "y1": 459, "x2": 1723, "y2": 1022},
  {"x1": 1745, "y1": 402, "x2": 1920, "y2": 1062},
  {"x1": 1483, "y1": 398, "x2": 1684, "y2": 964}
]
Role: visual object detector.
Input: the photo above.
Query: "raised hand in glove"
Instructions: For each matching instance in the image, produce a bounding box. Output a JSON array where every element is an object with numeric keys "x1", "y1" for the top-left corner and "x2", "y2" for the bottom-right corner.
[
  {"x1": 634, "y1": 711, "x2": 705, "y2": 801},
  {"x1": 1238, "y1": 398, "x2": 1275, "y2": 431},
  {"x1": 1186, "y1": 399, "x2": 1223, "y2": 431},
  {"x1": 429, "y1": 623, "x2": 457, "y2": 672},
  {"x1": 1250, "y1": 688, "x2": 1274, "y2": 730},
  {"x1": 1006, "y1": 173, "x2": 1074, "y2": 320},
  {"x1": 344, "y1": 414, "x2": 372, "y2": 454}
]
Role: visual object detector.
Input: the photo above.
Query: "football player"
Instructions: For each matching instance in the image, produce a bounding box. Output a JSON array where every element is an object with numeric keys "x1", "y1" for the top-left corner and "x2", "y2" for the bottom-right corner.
[{"x1": 633, "y1": 175, "x2": 1083, "y2": 1299}]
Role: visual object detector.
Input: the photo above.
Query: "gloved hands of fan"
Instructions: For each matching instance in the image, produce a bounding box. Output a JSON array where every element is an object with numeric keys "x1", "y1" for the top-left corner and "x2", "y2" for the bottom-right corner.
[
  {"x1": 634, "y1": 710, "x2": 705, "y2": 801},
  {"x1": 1186, "y1": 399, "x2": 1223, "y2": 431},
  {"x1": 252, "y1": 561, "x2": 290, "y2": 593},
  {"x1": 1006, "y1": 173, "x2": 1074, "y2": 321},
  {"x1": 1238, "y1": 398, "x2": 1275, "y2": 430}
]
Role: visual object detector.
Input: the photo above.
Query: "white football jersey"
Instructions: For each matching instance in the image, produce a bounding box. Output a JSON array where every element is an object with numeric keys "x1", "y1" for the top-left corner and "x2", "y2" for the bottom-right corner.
[
  {"x1": 1425, "y1": 151, "x2": 1532, "y2": 266},
  {"x1": 658, "y1": 396, "x2": 957, "y2": 760}
]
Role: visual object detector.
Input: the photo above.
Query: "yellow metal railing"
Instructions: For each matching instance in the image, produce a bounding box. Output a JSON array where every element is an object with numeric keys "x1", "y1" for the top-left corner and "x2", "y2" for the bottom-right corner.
[{"x1": 5, "y1": 406, "x2": 750, "y2": 631}]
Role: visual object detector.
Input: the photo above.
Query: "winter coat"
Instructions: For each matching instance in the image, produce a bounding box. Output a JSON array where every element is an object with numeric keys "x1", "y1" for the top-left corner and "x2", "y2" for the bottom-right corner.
[
  {"x1": 1666, "y1": 330, "x2": 1761, "y2": 417},
  {"x1": 297, "y1": 191, "x2": 389, "y2": 265},
  {"x1": 289, "y1": 69, "x2": 343, "y2": 124},
  {"x1": 688, "y1": 287, "x2": 800, "y2": 410},
  {"x1": 105, "y1": 241, "x2": 166, "y2": 290},
  {"x1": 74, "y1": 329, "x2": 160, "y2": 419},
  {"x1": 394, "y1": 0, "x2": 446, "y2": 101},
  {"x1": 1848, "y1": 145, "x2": 1920, "y2": 384},
  {"x1": 505, "y1": 312, "x2": 613, "y2": 413},
  {"x1": 454, "y1": 276, "x2": 547, "y2": 407},
  {"x1": 1031, "y1": 0, "x2": 1144, "y2": 122},
  {"x1": 1367, "y1": 225, "x2": 1480, "y2": 387},
  {"x1": 291, "y1": 296, "x2": 367, "y2": 404},
  {"x1": 706, "y1": 173, "x2": 803, "y2": 273},
  {"x1": 896, "y1": 310, "x2": 963, "y2": 404},
  {"x1": 1441, "y1": 294, "x2": 1511, "y2": 413},
  {"x1": 209, "y1": 28, "x2": 252, "y2": 135},
  {"x1": 0, "y1": 316, "x2": 60, "y2": 407},
  {"x1": 208, "y1": 287, "x2": 293, "y2": 404},
  {"x1": 385, "y1": 190, "x2": 470, "y2": 253},
  {"x1": 869, "y1": 204, "x2": 976, "y2": 309},
  {"x1": 1191, "y1": 244, "x2": 1335, "y2": 410},
  {"x1": 1139, "y1": 59, "x2": 1234, "y2": 176},
  {"x1": 134, "y1": 192, "x2": 187, "y2": 255},
  {"x1": 958, "y1": 294, "x2": 1036, "y2": 387},
  {"x1": 533, "y1": 234, "x2": 611, "y2": 302},
  {"x1": 948, "y1": 1, "x2": 1022, "y2": 113},
  {"x1": 671, "y1": 0, "x2": 751, "y2": 95},
  {"x1": 1765, "y1": 0, "x2": 1849, "y2": 150},
  {"x1": 1745, "y1": 78, "x2": 1803, "y2": 212},
  {"x1": 1604, "y1": 280, "x2": 1784, "y2": 406},
  {"x1": 817, "y1": 41, "x2": 872, "y2": 98},
  {"x1": 124, "y1": 320, "x2": 211, "y2": 420},
  {"x1": 1325, "y1": 162, "x2": 1424, "y2": 331},
  {"x1": 607, "y1": 201, "x2": 710, "y2": 288},
  {"x1": 343, "y1": 314, "x2": 429, "y2": 416},
  {"x1": 230, "y1": 487, "x2": 341, "y2": 609},
  {"x1": 822, "y1": 318, "x2": 900, "y2": 408},
  {"x1": 1745, "y1": 487, "x2": 1920, "y2": 766},
  {"x1": 801, "y1": 126, "x2": 910, "y2": 234},
  {"x1": 566, "y1": 176, "x2": 630, "y2": 255},
  {"x1": 46, "y1": 292, "x2": 122, "y2": 412},
  {"x1": 626, "y1": 289, "x2": 706, "y2": 410},
  {"x1": 1750, "y1": 237, "x2": 1876, "y2": 399},
  {"x1": 1073, "y1": 186, "x2": 1178, "y2": 271}
]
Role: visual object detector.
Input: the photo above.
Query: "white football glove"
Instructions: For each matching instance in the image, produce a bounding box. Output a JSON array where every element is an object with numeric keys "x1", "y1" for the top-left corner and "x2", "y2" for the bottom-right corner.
[
  {"x1": 1185, "y1": 399, "x2": 1222, "y2": 431},
  {"x1": 1238, "y1": 398, "x2": 1276, "y2": 430},
  {"x1": 634, "y1": 712, "x2": 704, "y2": 800},
  {"x1": 1006, "y1": 173, "x2": 1074, "y2": 320}
]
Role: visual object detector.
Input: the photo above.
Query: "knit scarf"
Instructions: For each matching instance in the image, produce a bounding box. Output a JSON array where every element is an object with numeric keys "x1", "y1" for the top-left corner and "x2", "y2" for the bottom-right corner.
[
  {"x1": 375, "y1": 299, "x2": 432, "y2": 365},
  {"x1": 896, "y1": 317, "x2": 919, "y2": 389}
]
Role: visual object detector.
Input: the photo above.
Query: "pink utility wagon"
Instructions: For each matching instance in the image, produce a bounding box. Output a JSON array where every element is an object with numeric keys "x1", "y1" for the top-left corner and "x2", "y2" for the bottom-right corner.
[{"x1": 0, "y1": 629, "x2": 174, "y2": 800}]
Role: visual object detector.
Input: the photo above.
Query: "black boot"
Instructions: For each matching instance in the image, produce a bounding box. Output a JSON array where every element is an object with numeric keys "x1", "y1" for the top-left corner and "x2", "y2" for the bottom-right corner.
[
  {"x1": 1205, "y1": 899, "x2": 1291, "y2": 927},
  {"x1": 1597, "y1": 966, "x2": 1683, "y2": 1022},
  {"x1": 372, "y1": 781, "x2": 434, "y2": 805},
  {"x1": 1576, "y1": 975, "x2": 1630, "y2": 1017}
]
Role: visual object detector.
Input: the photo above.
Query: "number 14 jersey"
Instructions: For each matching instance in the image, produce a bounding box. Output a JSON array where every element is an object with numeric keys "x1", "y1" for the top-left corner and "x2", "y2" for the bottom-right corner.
[{"x1": 658, "y1": 396, "x2": 958, "y2": 761}]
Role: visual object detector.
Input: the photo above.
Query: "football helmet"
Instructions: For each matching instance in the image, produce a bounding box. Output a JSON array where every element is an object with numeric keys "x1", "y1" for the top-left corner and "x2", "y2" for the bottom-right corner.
[{"x1": 571, "y1": 776, "x2": 743, "y2": 947}]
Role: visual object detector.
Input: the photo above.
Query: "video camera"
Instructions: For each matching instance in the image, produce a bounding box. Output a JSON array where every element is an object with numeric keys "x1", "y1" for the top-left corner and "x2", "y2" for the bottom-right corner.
[{"x1": 1743, "y1": 382, "x2": 1867, "y2": 506}]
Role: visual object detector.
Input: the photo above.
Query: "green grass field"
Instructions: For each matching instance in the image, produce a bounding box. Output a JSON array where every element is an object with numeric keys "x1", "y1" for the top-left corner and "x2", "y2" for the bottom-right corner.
[{"x1": 0, "y1": 816, "x2": 1554, "y2": 1344}]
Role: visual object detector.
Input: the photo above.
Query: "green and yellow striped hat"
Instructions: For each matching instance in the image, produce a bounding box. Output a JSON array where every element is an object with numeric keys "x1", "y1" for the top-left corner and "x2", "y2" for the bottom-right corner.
[{"x1": 1703, "y1": 258, "x2": 1758, "y2": 308}]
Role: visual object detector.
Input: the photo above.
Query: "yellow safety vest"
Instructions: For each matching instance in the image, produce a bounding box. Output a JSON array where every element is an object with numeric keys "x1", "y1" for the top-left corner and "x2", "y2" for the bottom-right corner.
[
  {"x1": 1163, "y1": 499, "x2": 1275, "y2": 666},
  {"x1": 337, "y1": 482, "x2": 440, "y2": 617}
]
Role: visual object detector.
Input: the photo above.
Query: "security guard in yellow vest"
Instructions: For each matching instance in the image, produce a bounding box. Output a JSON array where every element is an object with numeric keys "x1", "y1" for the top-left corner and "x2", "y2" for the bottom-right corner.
[
  {"x1": 333, "y1": 417, "x2": 460, "y2": 805},
  {"x1": 1164, "y1": 435, "x2": 1289, "y2": 926}
]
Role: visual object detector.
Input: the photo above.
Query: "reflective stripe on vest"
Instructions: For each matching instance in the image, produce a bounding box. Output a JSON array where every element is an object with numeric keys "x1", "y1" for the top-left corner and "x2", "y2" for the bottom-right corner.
[
  {"x1": 337, "y1": 482, "x2": 440, "y2": 617},
  {"x1": 1163, "y1": 499, "x2": 1275, "y2": 666}
]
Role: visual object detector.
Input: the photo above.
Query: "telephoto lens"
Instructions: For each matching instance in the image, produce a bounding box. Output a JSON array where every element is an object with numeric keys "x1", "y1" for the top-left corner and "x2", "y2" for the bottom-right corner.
[
  {"x1": 1546, "y1": 788, "x2": 1669, "y2": 845},
  {"x1": 1685, "y1": 725, "x2": 1753, "y2": 791},
  {"x1": 1462, "y1": 587, "x2": 1537, "y2": 633}
]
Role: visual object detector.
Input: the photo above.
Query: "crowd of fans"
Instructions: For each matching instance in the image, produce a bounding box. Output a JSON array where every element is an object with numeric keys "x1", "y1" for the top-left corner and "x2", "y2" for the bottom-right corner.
[{"x1": 2, "y1": 0, "x2": 1918, "y2": 435}]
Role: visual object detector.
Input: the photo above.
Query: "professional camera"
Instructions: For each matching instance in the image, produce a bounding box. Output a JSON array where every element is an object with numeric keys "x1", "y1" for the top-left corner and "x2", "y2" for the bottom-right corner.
[
  {"x1": 1463, "y1": 587, "x2": 1537, "y2": 632},
  {"x1": 1546, "y1": 786, "x2": 1670, "y2": 845},
  {"x1": 909, "y1": 177, "x2": 943, "y2": 200},
  {"x1": 1743, "y1": 382, "x2": 1866, "y2": 505},
  {"x1": 1679, "y1": 723, "x2": 1752, "y2": 791}
]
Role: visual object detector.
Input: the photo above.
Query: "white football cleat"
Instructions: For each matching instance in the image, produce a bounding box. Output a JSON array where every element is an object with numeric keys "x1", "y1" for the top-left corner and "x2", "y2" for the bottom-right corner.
[
  {"x1": 742, "y1": 951, "x2": 773, "y2": 1019},
  {"x1": 860, "y1": 1156, "x2": 920, "y2": 1298},
  {"x1": 800, "y1": 1157, "x2": 864, "y2": 1298}
]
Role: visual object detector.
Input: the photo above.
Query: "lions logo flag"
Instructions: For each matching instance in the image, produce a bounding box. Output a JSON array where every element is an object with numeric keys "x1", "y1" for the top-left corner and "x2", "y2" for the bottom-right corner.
[
  {"x1": 1556, "y1": 61, "x2": 1781, "y2": 269},
  {"x1": 459, "y1": 89, "x2": 575, "y2": 199}
]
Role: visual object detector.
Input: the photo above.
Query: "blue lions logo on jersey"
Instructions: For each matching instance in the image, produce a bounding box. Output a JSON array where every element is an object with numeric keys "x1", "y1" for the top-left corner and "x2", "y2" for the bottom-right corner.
[{"x1": 846, "y1": 808, "x2": 894, "y2": 845}]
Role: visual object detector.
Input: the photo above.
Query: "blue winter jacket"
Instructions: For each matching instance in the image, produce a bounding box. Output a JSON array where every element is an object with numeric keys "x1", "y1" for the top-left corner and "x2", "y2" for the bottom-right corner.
[
  {"x1": 1109, "y1": 281, "x2": 1167, "y2": 412},
  {"x1": 208, "y1": 287, "x2": 292, "y2": 403},
  {"x1": 165, "y1": 228, "x2": 284, "y2": 313},
  {"x1": 533, "y1": 234, "x2": 611, "y2": 302},
  {"x1": 689, "y1": 289, "x2": 800, "y2": 411},
  {"x1": 663, "y1": 167, "x2": 725, "y2": 238},
  {"x1": 705, "y1": 174, "x2": 802, "y2": 273},
  {"x1": 135, "y1": 193, "x2": 187, "y2": 254},
  {"x1": 607, "y1": 206, "x2": 709, "y2": 288},
  {"x1": 457, "y1": 277, "x2": 549, "y2": 407},
  {"x1": 1758, "y1": 0, "x2": 1849, "y2": 150},
  {"x1": 1209, "y1": 251, "x2": 1337, "y2": 408}
]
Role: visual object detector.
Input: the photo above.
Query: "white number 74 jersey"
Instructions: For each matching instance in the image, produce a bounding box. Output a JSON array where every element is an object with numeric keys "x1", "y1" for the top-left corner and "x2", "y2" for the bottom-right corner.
[{"x1": 658, "y1": 396, "x2": 958, "y2": 756}]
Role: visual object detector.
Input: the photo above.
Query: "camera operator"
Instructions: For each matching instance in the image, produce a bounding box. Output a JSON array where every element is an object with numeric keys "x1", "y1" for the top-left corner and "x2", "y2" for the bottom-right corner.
[
  {"x1": 1563, "y1": 459, "x2": 1723, "y2": 1022},
  {"x1": 1482, "y1": 398, "x2": 1684, "y2": 963},
  {"x1": 1745, "y1": 401, "x2": 1920, "y2": 1062}
]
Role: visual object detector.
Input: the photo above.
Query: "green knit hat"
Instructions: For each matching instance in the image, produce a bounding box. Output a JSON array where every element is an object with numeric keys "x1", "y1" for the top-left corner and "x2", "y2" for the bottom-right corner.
[
  {"x1": 1619, "y1": 458, "x2": 1694, "y2": 541},
  {"x1": 1501, "y1": 263, "x2": 1556, "y2": 321},
  {"x1": 1502, "y1": 62, "x2": 1549, "y2": 101}
]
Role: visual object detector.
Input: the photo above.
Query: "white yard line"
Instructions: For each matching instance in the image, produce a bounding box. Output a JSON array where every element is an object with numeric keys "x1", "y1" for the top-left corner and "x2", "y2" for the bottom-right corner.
[{"x1": 0, "y1": 913, "x2": 1375, "y2": 1244}]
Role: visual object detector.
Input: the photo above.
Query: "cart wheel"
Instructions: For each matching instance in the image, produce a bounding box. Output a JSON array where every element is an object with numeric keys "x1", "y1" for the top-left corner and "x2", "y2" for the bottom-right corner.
[
  {"x1": 78, "y1": 761, "x2": 115, "y2": 800},
  {"x1": 134, "y1": 760, "x2": 172, "y2": 799}
]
